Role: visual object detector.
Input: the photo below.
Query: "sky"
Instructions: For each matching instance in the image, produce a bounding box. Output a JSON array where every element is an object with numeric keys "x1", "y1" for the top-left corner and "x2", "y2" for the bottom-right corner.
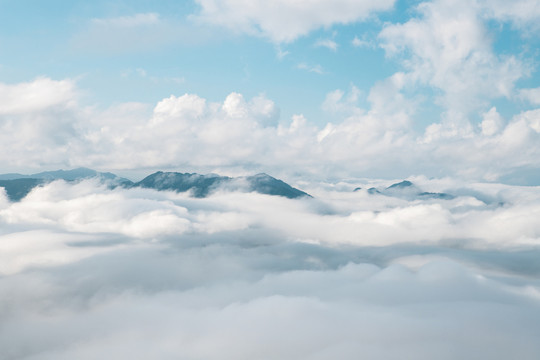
[
  {"x1": 1, "y1": 0, "x2": 540, "y2": 182},
  {"x1": 2, "y1": 1, "x2": 540, "y2": 358}
]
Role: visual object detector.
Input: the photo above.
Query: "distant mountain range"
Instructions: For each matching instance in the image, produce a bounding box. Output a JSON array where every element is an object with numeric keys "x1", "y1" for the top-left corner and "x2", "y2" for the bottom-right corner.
[
  {"x1": 354, "y1": 180, "x2": 455, "y2": 200},
  {"x1": 0, "y1": 168, "x2": 468, "y2": 203},
  {"x1": 0, "y1": 168, "x2": 310, "y2": 201},
  {"x1": 0, "y1": 168, "x2": 129, "y2": 182}
]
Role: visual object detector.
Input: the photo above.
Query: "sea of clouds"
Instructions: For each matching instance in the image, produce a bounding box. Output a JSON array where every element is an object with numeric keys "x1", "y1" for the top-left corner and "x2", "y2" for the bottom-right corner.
[{"x1": 1, "y1": 178, "x2": 540, "y2": 359}]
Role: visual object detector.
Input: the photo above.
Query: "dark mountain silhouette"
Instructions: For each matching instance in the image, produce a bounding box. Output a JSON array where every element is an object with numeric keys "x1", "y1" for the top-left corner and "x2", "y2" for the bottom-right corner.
[
  {"x1": 418, "y1": 191, "x2": 455, "y2": 200},
  {"x1": 134, "y1": 172, "x2": 310, "y2": 199},
  {"x1": 134, "y1": 172, "x2": 228, "y2": 198},
  {"x1": 242, "y1": 173, "x2": 311, "y2": 198},
  {"x1": 0, "y1": 178, "x2": 44, "y2": 201},
  {"x1": 386, "y1": 180, "x2": 414, "y2": 189},
  {"x1": 0, "y1": 168, "x2": 310, "y2": 201}
]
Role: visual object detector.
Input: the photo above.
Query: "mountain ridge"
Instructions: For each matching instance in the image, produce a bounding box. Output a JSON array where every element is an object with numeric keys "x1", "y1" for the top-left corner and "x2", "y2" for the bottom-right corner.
[
  {"x1": 355, "y1": 180, "x2": 455, "y2": 200},
  {"x1": 0, "y1": 168, "x2": 311, "y2": 201}
]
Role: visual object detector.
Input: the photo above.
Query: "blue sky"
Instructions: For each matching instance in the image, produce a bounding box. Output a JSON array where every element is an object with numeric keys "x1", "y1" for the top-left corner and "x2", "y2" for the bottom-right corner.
[
  {"x1": 0, "y1": 0, "x2": 401, "y2": 122},
  {"x1": 1, "y1": 0, "x2": 540, "y2": 182}
]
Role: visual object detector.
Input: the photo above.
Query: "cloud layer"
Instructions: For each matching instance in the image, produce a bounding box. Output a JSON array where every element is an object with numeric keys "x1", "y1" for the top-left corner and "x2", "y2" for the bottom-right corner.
[{"x1": 1, "y1": 179, "x2": 540, "y2": 359}]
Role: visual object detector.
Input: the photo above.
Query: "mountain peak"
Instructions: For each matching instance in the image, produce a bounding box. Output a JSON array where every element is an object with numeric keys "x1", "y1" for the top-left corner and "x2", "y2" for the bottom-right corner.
[
  {"x1": 387, "y1": 180, "x2": 414, "y2": 189},
  {"x1": 136, "y1": 171, "x2": 309, "y2": 199}
]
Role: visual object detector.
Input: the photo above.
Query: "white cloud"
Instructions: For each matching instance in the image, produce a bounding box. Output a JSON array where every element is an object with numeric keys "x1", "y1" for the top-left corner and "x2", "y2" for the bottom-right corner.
[
  {"x1": 0, "y1": 77, "x2": 76, "y2": 115},
  {"x1": 2, "y1": 77, "x2": 540, "y2": 182},
  {"x1": 194, "y1": 0, "x2": 396, "y2": 43},
  {"x1": 0, "y1": 78, "x2": 81, "y2": 169},
  {"x1": 297, "y1": 63, "x2": 324, "y2": 74},
  {"x1": 91, "y1": 13, "x2": 160, "y2": 27},
  {"x1": 480, "y1": 0, "x2": 540, "y2": 32},
  {"x1": 519, "y1": 87, "x2": 540, "y2": 105},
  {"x1": 72, "y1": 12, "x2": 215, "y2": 54},
  {"x1": 481, "y1": 107, "x2": 504, "y2": 136},
  {"x1": 379, "y1": 0, "x2": 526, "y2": 123},
  {"x1": 351, "y1": 35, "x2": 373, "y2": 48},
  {"x1": 314, "y1": 39, "x2": 338, "y2": 51},
  {"x1": 153, "y1": 93, "x2": 207, "y2": 121},
  {"x1": 275, "y1": 47, "x2": 290, "y2": 60},
  {"x1": 1, "y1": 179, "x2": 540, "y2": 358},
  {"x1": 322, "y1": 85, "x2": 362, "y2": 114}
]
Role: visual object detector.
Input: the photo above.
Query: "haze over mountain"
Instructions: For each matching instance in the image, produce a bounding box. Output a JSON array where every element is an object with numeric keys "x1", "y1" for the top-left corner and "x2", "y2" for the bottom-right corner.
[
  {"x1": 356, "y1": 180, "x2": 456, "y2": 200},
  {"x1": 0, "y1": 167, "x2": 124, "y2": 181}
]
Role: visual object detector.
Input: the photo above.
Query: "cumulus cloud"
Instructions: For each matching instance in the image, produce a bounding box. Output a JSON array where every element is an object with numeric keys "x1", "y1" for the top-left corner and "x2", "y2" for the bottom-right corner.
[
  {"x1": 481, "y1": 107, "x2": 504, "y2": 136},
  {"x1": 322, "y1": 85, "x2": 362, "y2": 114},
  {"x1": 0, "y1": 77, "x2": 76, "y2": 115},
  {"x1": 379, "y1": 0, "x2": 526, "y2": 121},
  {"x1": 480, "y1": 0, "x2": 540, "y2": 33},
  {"x1": 2, "y1": 77, "x2": 540, "y2": 181},
  {"x1": 1, "y1": 179, "x2": 540, "y2": 359},
  {"x1": 367, "y1": 0, "x2": 540, "y2": 180},
  {"x1": 0, "y1": 78, "x2": 81, "y2": 169},
  {"x1": 193, "y1": 0, "x2": 396, "y2": 43}
]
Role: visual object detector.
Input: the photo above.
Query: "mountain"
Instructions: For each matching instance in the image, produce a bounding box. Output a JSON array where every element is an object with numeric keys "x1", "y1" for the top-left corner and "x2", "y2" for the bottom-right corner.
[
  {"x1": 0, "y1": 173, "x2": 31, "y2": 180},
  {"x1": 387, "y1": 180, "x2": 414, "y2": 189},
  {"x1": 0, "y1": 167, "x2": 131, "y2": 184},
  {"x1": 133, "y1": 172, "x2": 311, "y2": 199},
  {"x1": 0, "y1": 178, "x2": 44, "y2": 201},
  {"x1": 242, "y1": 173, "x2": 311, "y2": 198},
  {"x1": 134, "y1": 172, "x2": 228, "y2": 198},
  {"x1": 0, "y1": 168, "x2": 311, "y2": 201},
  {"x1": 0, "y1": 168, "x2": 131, "y2": 201},
  {"x1": 32, "y1": 168, "x2": 119, "y2": 181},
  {"x1": 357, "y1": 180, "x2": 455, "y2": 200},
  {"x1": 417, "y1": 192, "x2": 455, "y2": 200}
]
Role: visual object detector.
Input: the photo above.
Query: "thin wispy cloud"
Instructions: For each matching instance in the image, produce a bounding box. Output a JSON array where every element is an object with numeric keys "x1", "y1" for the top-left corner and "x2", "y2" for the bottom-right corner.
[
  {"x1": 314, "y1": 38, "x2": 338, "y2": 51},
  {"x1": 519, "y1": 87, "x2": 540, "y2": 105},
  {"x1": 91, "y1": 13, "x2": 161, "y2": 27},
  {"x1": 275, "y1": 46, "x2": 290, "y2": 60},
  {"x1": 351, "y1": 35, "x2": 373, "y2": 48},
  {"x1": 297, "y1": 62, "x2": 325, "y2": 74}
]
